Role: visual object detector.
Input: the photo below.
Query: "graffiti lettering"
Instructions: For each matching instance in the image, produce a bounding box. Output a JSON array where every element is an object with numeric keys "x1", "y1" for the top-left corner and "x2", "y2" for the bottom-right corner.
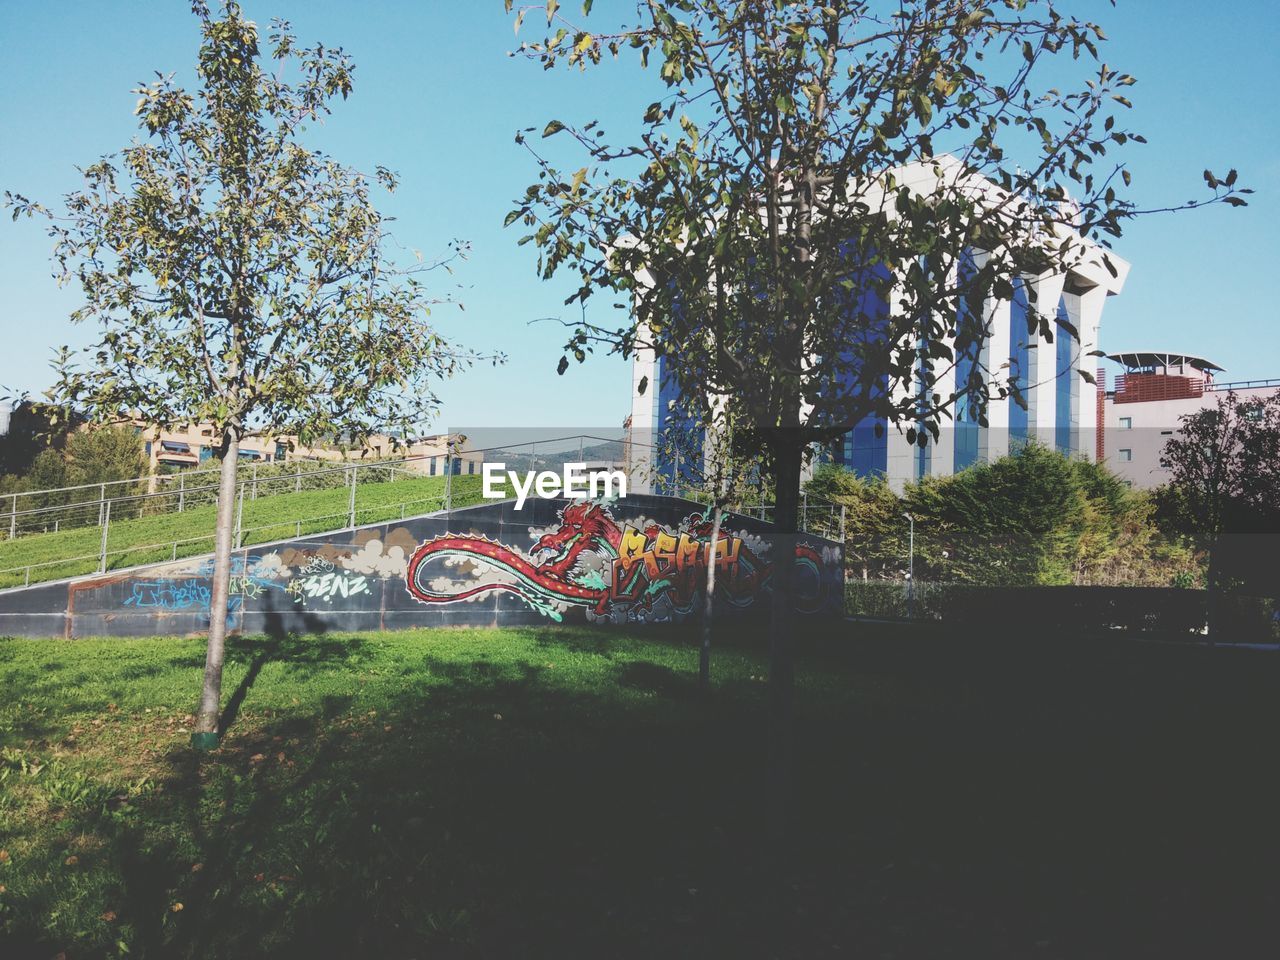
[
  {"x1": 124, "y1": 579, "x2": 212, "y2": 611},
  {"x1": 288, "y1": 571, "x2": 371, "y2": 604}
]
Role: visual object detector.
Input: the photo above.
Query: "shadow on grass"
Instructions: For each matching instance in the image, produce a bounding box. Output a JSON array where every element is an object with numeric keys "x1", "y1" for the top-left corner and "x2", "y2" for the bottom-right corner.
[{"x1": 5, "y1": 626, "x2": 1280, "y2": 960}]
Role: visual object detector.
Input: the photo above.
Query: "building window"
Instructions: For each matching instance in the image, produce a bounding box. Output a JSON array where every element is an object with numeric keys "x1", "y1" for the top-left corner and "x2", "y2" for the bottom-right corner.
[
  {"x1": 1119, "y1": 417, "x2": 1132, "y2": 430},
  {"x1": 1118, "y1": 448, "x2": 1133, "y2": 462},
  {"x1": 429, "y1": 457, "x2": 437, "y2": 476},
  {"x1": 144, "y1": 441, "x2": 152, "y2": 456}
]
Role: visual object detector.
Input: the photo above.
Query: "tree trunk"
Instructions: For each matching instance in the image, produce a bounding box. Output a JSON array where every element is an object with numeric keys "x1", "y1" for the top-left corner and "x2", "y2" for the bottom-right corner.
[
  {"x1": 1206, "y1": 537, "x2": 1219, "y2": 646},
  {"x1": 192, "y1": 433, "x2": 240, "y2": 750},
  {"x1": 699, "y1": 503, "x2": 724, "y2": 693},
  {"x1": 768, "y1": 436, "x2": 803, "y2": 795}
]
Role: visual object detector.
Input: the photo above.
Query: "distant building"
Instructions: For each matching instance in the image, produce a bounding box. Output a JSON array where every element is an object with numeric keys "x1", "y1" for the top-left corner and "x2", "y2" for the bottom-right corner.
[
  {"x1": 1097, "y1": 351, "x2": 1280, "y2": 489},
  {"x1": 0, "y1": 402, "x2": 10, "y2": 438},
  {"x1": 127, "y1": 419, "x2": 483, "y2": 476},
  {"x1": 630, "y1": 159, "x2": 1130, "y2": 493}
]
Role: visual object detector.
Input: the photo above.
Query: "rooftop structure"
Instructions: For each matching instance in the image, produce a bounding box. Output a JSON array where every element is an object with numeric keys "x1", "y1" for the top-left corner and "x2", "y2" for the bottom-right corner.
[{"x1": 1098, "y1": 355, "x2": 1280, "y2": 488}]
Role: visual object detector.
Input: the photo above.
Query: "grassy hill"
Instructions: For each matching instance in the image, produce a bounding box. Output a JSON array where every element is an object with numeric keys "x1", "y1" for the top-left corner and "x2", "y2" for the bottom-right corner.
[{"x1": 0, "y1": 474, "x2": 485, "y2": 589}]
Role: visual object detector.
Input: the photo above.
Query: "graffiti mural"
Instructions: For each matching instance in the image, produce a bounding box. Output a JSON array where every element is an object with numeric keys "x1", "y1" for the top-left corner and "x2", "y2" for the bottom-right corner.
[
  {"x1": 122, "y1": 554, "x2": 290, "y2": 627},
  {"x1": 286, "y1": 557, "x2": 372, "y2": 604},
  {"x1": 1, "y1": 498, "x2": 841, "y2": 638},
  {"x1": 404, "y1": 500, "x2": 836, "y2": 623}
]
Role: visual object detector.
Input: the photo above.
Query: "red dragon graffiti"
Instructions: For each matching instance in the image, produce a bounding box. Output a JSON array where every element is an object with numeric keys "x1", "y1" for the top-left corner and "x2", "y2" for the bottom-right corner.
[{"x1": 404, "y1": 501, "x2": 830, "y2": 621}]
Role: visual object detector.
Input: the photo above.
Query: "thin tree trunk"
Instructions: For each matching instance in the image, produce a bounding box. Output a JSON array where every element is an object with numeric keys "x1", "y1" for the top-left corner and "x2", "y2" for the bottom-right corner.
[
  {"x1": 768, "y1": 436, "x2": 803, "y2": 795},
  {"x1": 192, "y1": 433, "x2": 240, "y2": 749},
  {"x1": 699, "y1": 502, "x2": 724, "y2": 693},
  {"x1": 1206, "y1": 538, "x2": 1219, "y2": 646}
]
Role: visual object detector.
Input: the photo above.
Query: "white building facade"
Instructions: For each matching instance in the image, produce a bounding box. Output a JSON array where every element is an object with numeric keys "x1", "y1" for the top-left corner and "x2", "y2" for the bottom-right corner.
[{"x1": 629, "y1": 162, "x2": 1130, "y2": 492}]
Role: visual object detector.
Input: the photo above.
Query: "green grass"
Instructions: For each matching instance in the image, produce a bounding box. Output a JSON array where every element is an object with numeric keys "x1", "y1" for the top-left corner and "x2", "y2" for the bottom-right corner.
[
  {"x1": 1, "y1": 622, "x2": 1277, "y2": 958},
  {"x1": 0, "y1": 475, "x2": 486, "y2": 588}
]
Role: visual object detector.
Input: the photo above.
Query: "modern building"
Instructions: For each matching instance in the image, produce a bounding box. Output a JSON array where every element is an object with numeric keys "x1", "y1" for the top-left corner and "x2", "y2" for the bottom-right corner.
[
  {"x1": 629, "y1": 158, "x2": 1130, "y2": 492},
  {"x1": 1098, "y1": 351, "x2": 1280, "y2": 488}
]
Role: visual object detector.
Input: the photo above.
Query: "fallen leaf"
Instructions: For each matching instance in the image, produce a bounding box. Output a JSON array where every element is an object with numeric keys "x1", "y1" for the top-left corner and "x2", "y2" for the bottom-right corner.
[
  {"x1": 493, "y1": 713, "x2": 503, "y2": 721},
  {"x1": 191, "y1": 863, "x2": 204, "y2": 873},
  {"x1": 100, "y1": 910, "x2": 117, "y2": 922},
  {"x1": 171, "y1": 902, "x2": 184, "y2": 912},
  {"x1": 0, "y1": 850, "x2": 9, "y2": 863},
  {"x1": 64, "y1": 855, "x2": 79, "y2": 866}
]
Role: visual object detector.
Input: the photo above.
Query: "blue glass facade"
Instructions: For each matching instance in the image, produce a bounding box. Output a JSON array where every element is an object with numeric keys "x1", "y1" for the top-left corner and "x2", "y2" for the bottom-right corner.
[
  {"x1": 1054, "y1": 297, "x2": 1074, "y2": 454},
  {"x1": 825, "y1": 251, "x2": 891, "y2": 479},
  {"x1": 1008, "y1": 279, "x2": 1030, "y2": 445},
  {"x1": 952, "y1": 251, "x2": 982, "y2": 473},
  {"x1": 653, "y1": 353, "x2": 705, "y2": 489}
]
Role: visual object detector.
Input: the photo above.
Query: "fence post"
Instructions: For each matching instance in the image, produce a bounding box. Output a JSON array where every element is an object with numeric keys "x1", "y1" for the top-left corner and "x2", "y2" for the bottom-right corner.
[
  {"x1": 235, "y1": 483, "x2": 245, "y2": 549},
  {"x1": 252, "y1": 461, "x2": 258, "y2": 500},
  {"x1": 443, "y1": 444, "x2": 453, "y2": 515},
  {"x1": 295, "y1": 462, "x2": 302, "y2": 493},
  {"x1": 178, "y1": 473, "x2": 185, "y2": 513},
  {"x1": 348, "y1": 466, "x2": 357, "y2": 529},
  {"x1": 9, "y1": 493, "x2": 16, "y2": 540},
  {"x1": 172, "y1": 541, "x2": 178, "y2": 562},
  {"x1": 99, "y1": 500, "x2": 111, "y2": 573},
  {"x1": 802, "y1": 491, "x2": 808, "y2": 532},
  {"x1": 99, "y1": 483, "x2": 107, "y2": 526}
]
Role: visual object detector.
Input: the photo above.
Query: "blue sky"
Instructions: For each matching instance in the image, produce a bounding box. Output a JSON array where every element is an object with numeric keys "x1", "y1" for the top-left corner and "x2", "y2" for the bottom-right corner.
[{"x1": 1, "y1": 1, "x2": 1276, "y2": 433}]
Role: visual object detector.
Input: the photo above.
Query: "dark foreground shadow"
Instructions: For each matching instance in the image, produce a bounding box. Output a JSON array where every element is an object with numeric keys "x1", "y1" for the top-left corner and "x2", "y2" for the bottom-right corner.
[{"x1": 6, "y1": 623, "x2": 1280, "y2": 960}]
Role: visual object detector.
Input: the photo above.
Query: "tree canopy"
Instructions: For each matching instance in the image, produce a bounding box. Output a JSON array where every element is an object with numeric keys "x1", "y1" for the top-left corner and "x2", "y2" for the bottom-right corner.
[{"x1": 8, "y1": 1, "x2": 487, "y2": 452}]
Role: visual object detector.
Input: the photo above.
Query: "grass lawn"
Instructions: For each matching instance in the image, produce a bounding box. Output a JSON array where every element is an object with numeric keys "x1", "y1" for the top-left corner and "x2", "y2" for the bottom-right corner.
[
  {"x1": 0, "y1": 474, "x2": 485, "y2": 589},
  {"x1": 1, "y1": 623, "x2": 1277, "y2": 958}
]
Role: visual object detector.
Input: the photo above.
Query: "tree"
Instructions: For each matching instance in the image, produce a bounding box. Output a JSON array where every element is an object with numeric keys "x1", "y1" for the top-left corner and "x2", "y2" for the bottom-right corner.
[
  {"x1": 1160, "y1": 391, "x2": 1280, "y2": 631},
  {"x1": 7, "y1": 2, "x2": 487, "y2": 748},
  {"x1": 0, "y1": 399, "x2": 79, "y2": 478},
  {"x1": 655, "y1": 402, "x2": 763, "y2": 691},
  {"x1": 504, "y1": 0, "x2": 1247, "y2": 771},
  {"x1": 64, "y1": 425, "x2": 149, "y2": 489},
  {"x1": 805, "y1": 466, "x2": 902, "y2": 580}
]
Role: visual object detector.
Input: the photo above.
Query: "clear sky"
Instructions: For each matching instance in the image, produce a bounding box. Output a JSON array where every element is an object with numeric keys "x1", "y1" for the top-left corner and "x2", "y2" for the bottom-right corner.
[{"x1": 2, "y1": 1, "x2": 1276, "y2": 434}]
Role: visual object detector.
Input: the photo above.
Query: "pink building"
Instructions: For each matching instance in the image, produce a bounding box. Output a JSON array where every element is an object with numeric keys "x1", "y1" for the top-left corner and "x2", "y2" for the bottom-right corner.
[{"x1": 1098, "y1": 351, "x2": 1280, "y2": 488}]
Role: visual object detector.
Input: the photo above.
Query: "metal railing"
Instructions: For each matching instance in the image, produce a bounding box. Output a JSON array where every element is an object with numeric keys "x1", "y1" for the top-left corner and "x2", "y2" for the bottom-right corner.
[
  {"x1": 1206, "y1": 378, "x2": 1280, "y2": 392},
  {"x1": 0, "y1": 431, "x2": 851, "y2": 591},
  {"x1": 0, "y1": 433, "x2": 636, "y2": 589}
]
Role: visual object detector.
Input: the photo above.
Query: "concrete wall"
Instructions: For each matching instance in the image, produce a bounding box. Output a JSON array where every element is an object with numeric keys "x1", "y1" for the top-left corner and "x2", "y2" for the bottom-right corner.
[{"x1": 0, "y1": 495, "x2": 843, "y2": 639}]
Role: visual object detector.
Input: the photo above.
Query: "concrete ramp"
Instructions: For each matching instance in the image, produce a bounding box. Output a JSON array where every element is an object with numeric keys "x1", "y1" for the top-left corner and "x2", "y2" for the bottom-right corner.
[{"x1": 0, "y1": 495, "x2": 843, "y2": 639}]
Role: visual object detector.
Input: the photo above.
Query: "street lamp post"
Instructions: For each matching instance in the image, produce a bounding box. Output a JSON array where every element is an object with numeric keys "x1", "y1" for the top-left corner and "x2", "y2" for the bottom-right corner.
[{"x1": 903, "y1": 512, "x2": 915, "y2": 619}]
